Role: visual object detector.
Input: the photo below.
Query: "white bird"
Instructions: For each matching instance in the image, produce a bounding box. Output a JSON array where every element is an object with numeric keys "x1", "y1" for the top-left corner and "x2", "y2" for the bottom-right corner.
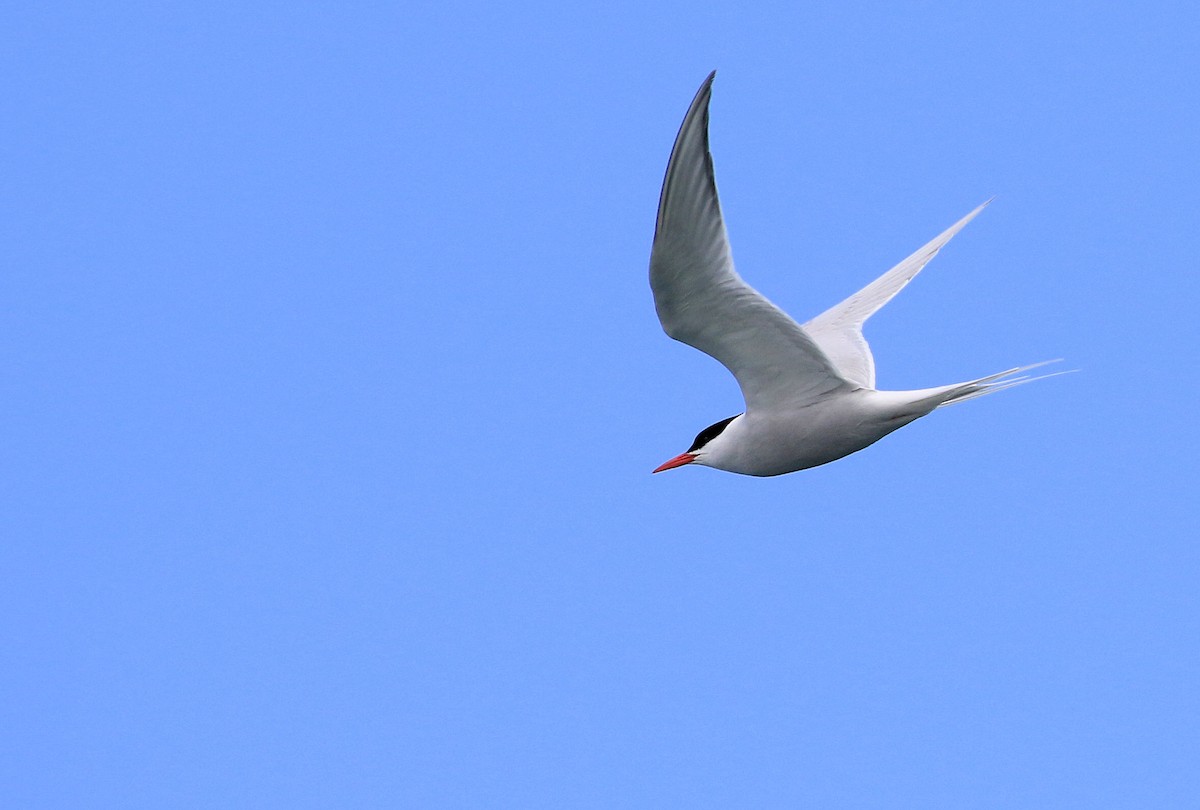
[{"x1": 650, "y1": 72, "x2": 1057, "y2": 477}]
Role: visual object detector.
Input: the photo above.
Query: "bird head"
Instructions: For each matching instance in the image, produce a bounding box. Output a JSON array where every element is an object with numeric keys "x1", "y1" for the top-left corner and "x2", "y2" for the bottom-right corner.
[{"x1": 653, "y1": 414, "x2": 740, "y2": 473}]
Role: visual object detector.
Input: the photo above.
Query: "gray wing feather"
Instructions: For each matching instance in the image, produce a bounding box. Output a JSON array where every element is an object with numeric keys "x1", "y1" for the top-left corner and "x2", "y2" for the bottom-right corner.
[
  {"x1": 803, "y1": 201, "x2": 991, "y2": 388},
  {"x1": 650, "y1": 73, "x2": 847, "y2": 412}
]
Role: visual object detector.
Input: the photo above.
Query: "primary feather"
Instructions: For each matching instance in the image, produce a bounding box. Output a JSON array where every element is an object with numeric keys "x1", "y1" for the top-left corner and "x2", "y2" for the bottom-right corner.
[{"x1": 649, "y1": 72, "x2": 848, "y2": 412}]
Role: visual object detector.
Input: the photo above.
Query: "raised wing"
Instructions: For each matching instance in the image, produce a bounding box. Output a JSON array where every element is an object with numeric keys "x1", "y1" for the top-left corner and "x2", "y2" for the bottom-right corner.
[
  {"x1": 802, "y1": 201, "x2": 991, "y2": 388},
  {"x1": 650, "y1": 72, "x2": 847, "y2": 412}
]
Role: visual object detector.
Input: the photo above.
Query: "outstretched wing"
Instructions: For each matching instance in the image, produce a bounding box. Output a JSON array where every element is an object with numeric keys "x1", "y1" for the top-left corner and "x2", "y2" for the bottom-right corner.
[
  {"x1": 650, "y1": 72, "x2": 847, "y2": 412},
  {"x1": 802, "y1": 201, "x2": 991, "y2": 388}
]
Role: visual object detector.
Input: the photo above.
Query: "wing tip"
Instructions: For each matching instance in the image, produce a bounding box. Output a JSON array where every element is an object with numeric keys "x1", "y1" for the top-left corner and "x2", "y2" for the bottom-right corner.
[
  {"x1": 961, "y1": 196, "x2": 995, "y2": 224},
  {"x1": 692, "y1": 70, "x2": 718, "y2": 108},
  {"x1": 653, "y1": 71, "x2": 721, "y2": 236}
]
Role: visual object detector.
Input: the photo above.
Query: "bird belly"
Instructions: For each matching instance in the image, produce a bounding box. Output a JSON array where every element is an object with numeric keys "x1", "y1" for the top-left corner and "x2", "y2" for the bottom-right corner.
[{"x1": 717, "y1": 392, "x2": 925, "y2": 476}]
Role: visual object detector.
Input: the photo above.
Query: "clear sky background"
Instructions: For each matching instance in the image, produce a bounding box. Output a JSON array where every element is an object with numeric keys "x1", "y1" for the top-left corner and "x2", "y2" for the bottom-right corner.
[{"x1": 3, "y1": 2, "x2": 1198, "y2": 807}]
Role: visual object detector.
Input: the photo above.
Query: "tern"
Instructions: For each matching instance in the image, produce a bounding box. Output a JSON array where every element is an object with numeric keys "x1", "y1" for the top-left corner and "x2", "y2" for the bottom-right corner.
[{"x1": 650, "y1": 72, "x2": 1057, "y2": 477}]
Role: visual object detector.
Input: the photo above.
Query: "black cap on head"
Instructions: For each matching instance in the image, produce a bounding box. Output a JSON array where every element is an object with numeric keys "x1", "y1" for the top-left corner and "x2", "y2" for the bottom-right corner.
[{"x1": 687, "y1": 415, "x2": 739, "y2": 453}]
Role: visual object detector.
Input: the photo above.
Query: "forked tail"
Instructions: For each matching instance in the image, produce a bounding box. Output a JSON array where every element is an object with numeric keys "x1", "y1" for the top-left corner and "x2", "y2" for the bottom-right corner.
[{"x1": 934, "y1": 360, "x2": 1069, "y2": 408}]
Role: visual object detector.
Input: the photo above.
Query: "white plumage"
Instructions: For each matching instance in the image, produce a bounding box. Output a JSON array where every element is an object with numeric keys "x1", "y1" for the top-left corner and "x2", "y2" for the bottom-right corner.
[{"x1": 649, "y1": 72, "x2": 1058, "y2": 477}]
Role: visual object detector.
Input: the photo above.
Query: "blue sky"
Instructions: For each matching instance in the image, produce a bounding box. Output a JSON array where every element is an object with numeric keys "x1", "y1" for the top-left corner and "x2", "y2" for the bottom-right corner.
[{"x1": 3, "y1": 2, "x2": 1198, "y2": 807}]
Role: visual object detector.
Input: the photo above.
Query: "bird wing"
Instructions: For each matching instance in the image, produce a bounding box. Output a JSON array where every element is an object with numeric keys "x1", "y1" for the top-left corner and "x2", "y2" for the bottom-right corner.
[
  {"x1": 650, "y1": 72, "x2": 848, "y2": 413},
  {"x1": 802, "y1": 201, "x2": 990, "y2": 388}
]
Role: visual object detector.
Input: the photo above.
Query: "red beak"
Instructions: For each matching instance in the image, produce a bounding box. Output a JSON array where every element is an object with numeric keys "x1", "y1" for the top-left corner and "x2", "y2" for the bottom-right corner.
[{"x1": 652, "y1": 452, "x2": 697, "y2": 473}]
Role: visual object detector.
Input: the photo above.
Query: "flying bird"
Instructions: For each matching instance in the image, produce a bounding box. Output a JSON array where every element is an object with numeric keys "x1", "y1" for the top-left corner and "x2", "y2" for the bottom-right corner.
[{"x1": 650, "y1": 72, "x2": 1057, "y2": 477}]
